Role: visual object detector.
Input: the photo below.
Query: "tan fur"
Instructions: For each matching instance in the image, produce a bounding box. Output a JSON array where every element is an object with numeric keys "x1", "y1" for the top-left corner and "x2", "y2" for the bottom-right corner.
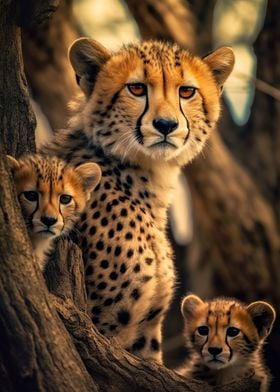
[
  {"x1": 7, "y1": 154, "x2": 101, "y2": 270},
  {"x1": 41, "y1": 39, "x2": 234, "y2": 362},
  {"x1": 177, "y1": 294, "x2": 276, "y2": 391}
]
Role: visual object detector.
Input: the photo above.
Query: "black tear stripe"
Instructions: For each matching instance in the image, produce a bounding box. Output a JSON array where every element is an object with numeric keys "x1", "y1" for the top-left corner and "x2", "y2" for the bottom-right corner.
[
  {"x1": 201, "y1": 335, "x2": 208, "y2": 356},
  {"x1": 179, "y1": 100, "x2": 190, "y2": 145},
  {"x1": 197, "y1": 91, "x2": 211, "y2": 125},
  {"x1": 135, "y1": 94, "x2": 149, "y2": 145},
  {"x1": 225, "y1": 336, "x2": 233, "y2": 360},
  {"x1": 29, "y1": 199, "x2": 39, "y2": 224}
]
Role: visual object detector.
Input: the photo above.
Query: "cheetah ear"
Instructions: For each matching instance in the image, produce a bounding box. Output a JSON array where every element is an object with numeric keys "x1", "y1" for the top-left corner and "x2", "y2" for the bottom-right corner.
[
  {"x1": 181, "y1": 294, "x2": 204, "y2": 320},
  {"x1": 203, "y1": 47, "x2": 235, "y2": 93},
  {"x1": 247, "y1": 301, "x2": 276, "y2": 339},
  {"x1": 69, "y1": 38, "x2": 111, "y2": 97},
  {"x1": 74, "y1": 162, "x2": 102, "y2": 196},
  {"x1": 6, "y1": 155, "x2": 20, "y2": 172}
]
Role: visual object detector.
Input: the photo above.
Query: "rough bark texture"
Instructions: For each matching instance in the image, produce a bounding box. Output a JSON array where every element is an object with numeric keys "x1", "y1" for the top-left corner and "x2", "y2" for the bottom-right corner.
[
  {"x1": 0, "y1": 0, "x2": 36, "y2": 156},
  {"x1": 0, "y1": 159, "x2": 97, "y2": 392}
]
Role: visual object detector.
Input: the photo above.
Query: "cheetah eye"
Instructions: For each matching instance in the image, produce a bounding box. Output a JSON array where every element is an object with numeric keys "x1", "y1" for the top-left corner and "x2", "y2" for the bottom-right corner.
[
  {"x1": 227, "y1": 327, "x2": 240, "y2": 337},
  {"x1": 127, "y1": 83, "x2": 147, "y2": 97},
  {"x1": 179, "y1": 86, "x2": 196, "y2": 99},
  {"x1": 60, "y1": 194, "x2": 73, "y2": 205},
  {"x1": 23, "y1": 191, "x2": 38, "y2": 202},
  {"x1": 197, "y1": 326, "x2": 209, "y2": 336}
]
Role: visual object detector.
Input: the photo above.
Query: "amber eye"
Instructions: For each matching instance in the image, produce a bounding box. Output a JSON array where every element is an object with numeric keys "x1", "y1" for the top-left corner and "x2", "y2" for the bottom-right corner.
[
  {"x1": 127, "y1": 83, "x2": 147, "y2": 97},
  {"x1": 227, "y1": 327, "x2": 240, "y2": 337},
  {"x1": 179, "y1": 86, "x2": 196, "y2": 99},
  {"x1": 197, "y1": 326, "x2": 209, "y2": 336},
  {"x1": 60, "y1": 195, "x2": 72, "y2": 205},
  {"x1": 23, "y1": 191, "x2": 38, "y2": 202}
]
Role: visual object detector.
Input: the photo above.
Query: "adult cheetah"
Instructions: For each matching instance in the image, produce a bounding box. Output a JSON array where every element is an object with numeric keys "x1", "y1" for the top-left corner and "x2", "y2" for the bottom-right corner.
[{"x1": 42, "y1": 38, "x2": 234, "y2": 362}]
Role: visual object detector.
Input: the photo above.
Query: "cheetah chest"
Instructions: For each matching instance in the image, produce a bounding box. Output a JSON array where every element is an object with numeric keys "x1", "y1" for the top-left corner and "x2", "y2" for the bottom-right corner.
[{"x1": 79, "y1": 163, "x2": 175, "y2": 339}]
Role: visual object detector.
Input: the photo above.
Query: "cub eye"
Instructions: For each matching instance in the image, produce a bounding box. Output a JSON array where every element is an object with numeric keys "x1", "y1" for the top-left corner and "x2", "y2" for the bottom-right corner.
[
  {"x1": 127, "y1": 83, "x2": 147, "y2": 97},
  {"x1": 197, "y1": 326, "x2": 209, "y2": 336},
  {"x1": 179, "y1": 86, "x2": 196, "y2": 99},
  {"x1": 23, "y1": 191, "x2": 38, "y2": 202},
  {"x1": 227, "y1": 327, "x2": 240, "y2": 337},
  {"x1": 60, "y1": 195, "x2": 72, "y2": 205}
]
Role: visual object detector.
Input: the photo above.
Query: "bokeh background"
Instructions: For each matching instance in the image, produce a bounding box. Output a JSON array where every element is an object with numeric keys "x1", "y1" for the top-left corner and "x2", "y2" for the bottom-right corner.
[{"x1": 22, "y1": 0, "x2": 280, "y2": 390}]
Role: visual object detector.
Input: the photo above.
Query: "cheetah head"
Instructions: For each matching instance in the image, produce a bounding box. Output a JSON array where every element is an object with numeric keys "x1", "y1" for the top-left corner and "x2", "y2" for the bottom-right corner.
[{"x1": 69, "y1": 39, "x2": 234, "y2": 166}]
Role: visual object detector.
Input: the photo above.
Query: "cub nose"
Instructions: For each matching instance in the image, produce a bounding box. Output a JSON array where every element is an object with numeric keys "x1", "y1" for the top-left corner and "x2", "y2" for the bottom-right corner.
[
  {"x1": 41, "y1": 216, "x2": 57, "y2": 227},
  {"x1": 153, "y1": 118, "x2": 178, "y2": 136},
  {"x1": 208, "y1": 347, "x2": 223, "y2": 356}
]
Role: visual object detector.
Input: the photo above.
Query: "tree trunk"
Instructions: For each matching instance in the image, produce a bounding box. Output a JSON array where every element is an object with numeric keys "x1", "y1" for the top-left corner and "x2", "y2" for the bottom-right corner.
[
  {"x1": 0, "y1": 158, "x2": 97, "y2": 391},
  {"x1": 125, "y1": 0, "x2": 194, "y2": 51},
  {"x1": 0, "y1": 0, "x2": 36, "y2": 156},
  {"x1": 22, "y1": 0, "x2": 80, "y2": 130},
  {"x1": 220, "y1": 0, "x2": 280, "y2": 227}
]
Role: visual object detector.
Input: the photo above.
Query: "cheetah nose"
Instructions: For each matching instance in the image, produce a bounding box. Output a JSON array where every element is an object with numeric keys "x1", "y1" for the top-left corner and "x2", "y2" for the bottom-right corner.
[
  {"x1": 41, "y1": 216, "x2": 58, "y2": 227},
  {"x1": 208, "y1": 347, "x2": 223, "y2": 356},
  {"x1": 153, "y1": 118, "x2": 178, "y2": 136}
]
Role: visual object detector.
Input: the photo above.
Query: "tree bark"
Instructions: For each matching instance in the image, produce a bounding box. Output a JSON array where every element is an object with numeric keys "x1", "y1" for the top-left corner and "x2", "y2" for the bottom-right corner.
[
  {"x1": 0, "y1": 0, "x2": 36, "y2": 156},
  {"x1": 0, "y1": 158, "x2": 97, "y2": 391}
]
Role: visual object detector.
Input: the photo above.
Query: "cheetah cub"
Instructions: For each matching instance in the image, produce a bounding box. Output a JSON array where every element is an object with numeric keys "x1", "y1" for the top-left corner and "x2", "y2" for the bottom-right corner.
[
  {"x1": 42, "y1": 38, "x2": 234, "y2": 362},
  {"x1": 7, "y1": 154, "x2": 101, "y2": 271},
  {"x1": 177, "y1": 294, "x2": 276, "y2": 391}
]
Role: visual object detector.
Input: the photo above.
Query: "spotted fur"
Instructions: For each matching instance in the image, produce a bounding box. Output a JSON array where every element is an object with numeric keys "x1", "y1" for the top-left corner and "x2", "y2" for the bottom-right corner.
[
  {"x1": 177, "y1": 294, "x2": 276, "y2": 390},
  {"x1": 7, "y1": 154, "x2": 101, "y2": 270},
  {"x1": 41, "y1": 38, "x2": 234, "y2": 362}
]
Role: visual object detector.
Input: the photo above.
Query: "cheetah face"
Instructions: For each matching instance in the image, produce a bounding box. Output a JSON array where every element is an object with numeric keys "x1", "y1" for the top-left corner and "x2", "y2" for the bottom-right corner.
[
  {"x1": 7, "y1": 155, "x2": 101, "y2": 240},
  {"x1": 181, "y1": 295, "x2": 276, "y2": 371},
  {"x1": 70, "y1": 39, "x2": 234, "y2": 166}
]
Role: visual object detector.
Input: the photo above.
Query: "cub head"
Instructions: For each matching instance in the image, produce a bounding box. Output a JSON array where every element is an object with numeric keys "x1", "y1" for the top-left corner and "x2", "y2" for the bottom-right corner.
[
  {"x1": 181, "y1": 294, "x2": 275, "y2": 370},
  {"x1": 7, "y1": 154, "x2": 101, "y2": 239},
  {"x1": 69, "y1": 38, "x2": 234, "y2": 166}
]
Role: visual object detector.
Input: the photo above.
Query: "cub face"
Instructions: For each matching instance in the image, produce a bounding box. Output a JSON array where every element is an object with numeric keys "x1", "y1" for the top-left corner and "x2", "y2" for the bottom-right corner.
[
  {"x1": 69, "y1": 39, "x2": 234, "y2": 165},
  {"x1": 181, "y1": 294, "x2": 276, "y2": 370},
  {"x1": 7, "y1": 154, "x2": 101, "y2": 240}
]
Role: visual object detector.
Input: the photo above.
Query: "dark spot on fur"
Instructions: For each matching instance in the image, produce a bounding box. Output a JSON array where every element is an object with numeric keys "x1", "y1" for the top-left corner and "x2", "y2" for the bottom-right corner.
[
  {"x1": 97, "y1": 282, "x2": 107, "y2": 290},
  {"x1": 117, "y1": 310, "x2": 130, "y2": 325},
  {"x1": 86, "y1": 266, "x2": 94, "y2": 275},
  {"x1": 151, "y1": 338, "x2": 160, "y2": 351},
  {"x1": 100, "y1": 260, "x2": 109, "y2": 269},
  {"x1": 132, "y1": 336, "x2": 146, "y2": 351},
  {"x1": 134, "y1": 264, "x2": 141, "y2": 273},
  {"x1": 110, "y1": 271, "x2": 118, "y2": 280},
  {"x1": 120, "y1": 263, "x2": 127, "y2": 273},
  {"x1": 131, "y1": 288, "x2": 141, "y2": 300}
]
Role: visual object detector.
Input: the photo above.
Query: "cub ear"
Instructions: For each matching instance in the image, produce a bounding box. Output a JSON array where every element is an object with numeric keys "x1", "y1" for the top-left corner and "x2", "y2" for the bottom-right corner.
[
  {"x1": 181, "y1": 294, "x2": 204, "y2": 320},
  {"x1": 69, "y1": 37, "x2": 111, "y2": 96},
  {"x1": 6, "y1": 155, "x2": 20, "y2": 171},
  {"x1": 247, "y1": 301, "x2": 276, "y2": 339},
  {"x1": 74, "y1": 162, "x2": 102, "y2": 195},
  {"x1": 203, "y1": 47, "x2": 235, "y2": 93}
]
